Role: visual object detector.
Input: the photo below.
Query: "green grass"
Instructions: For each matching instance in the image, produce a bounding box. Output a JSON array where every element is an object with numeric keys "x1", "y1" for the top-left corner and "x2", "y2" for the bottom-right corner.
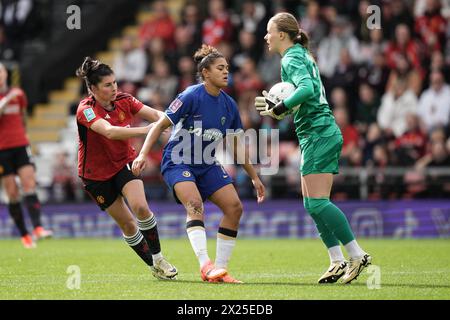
[{"x1": 0, "y1": 239, "x2": 449, "y2": 300}]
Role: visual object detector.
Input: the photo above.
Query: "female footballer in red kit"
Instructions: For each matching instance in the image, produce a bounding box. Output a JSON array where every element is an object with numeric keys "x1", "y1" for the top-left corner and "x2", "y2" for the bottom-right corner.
[
  {"x1": 75, "y1": 56, "x2": 177, "y2": 279},
  {"x1": 0, "y1": 62, "x2": 53, "y2": 249}
]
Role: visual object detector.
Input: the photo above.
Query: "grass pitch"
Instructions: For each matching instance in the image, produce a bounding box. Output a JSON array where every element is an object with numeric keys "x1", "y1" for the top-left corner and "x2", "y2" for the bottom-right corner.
[{"x1": 0, "y1": 238, "x2": 449, "y2": 300}]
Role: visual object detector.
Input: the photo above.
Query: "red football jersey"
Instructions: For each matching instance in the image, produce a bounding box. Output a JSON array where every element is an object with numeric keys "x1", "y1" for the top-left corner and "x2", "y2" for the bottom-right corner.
[
  {"x1": 0, "y1": 88, "x2": 29, "y2": 150},
  {"x1": 77, "y1": 92, "x2": 144, "y2": 181}
]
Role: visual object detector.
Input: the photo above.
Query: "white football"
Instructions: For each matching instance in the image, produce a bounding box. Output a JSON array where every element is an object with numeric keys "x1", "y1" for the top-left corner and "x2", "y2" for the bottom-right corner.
[{"x1": 267, "y1": 82, "x2": 300, "y2": 115}]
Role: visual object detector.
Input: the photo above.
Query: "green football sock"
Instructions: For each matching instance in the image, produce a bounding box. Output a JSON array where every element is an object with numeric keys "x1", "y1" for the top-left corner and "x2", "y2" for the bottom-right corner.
[
  {"x1": 308, "y1": 198, "x2": 355, "y2": 245},
  {"x1": 304, "y1": 197, "x2": 340, "y2": 248}
]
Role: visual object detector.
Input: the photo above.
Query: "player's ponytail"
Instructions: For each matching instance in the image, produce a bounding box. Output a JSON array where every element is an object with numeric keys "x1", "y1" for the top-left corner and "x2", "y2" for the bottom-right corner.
[
  {"x1": 76, "y1": 56, "x2": 113, "y2": 91},
  {"x1": 295, "y1": 30, "x2": 310, "y2": 51},
  {"x1": 271, "y1": 12, "x2": 310, "y2": 52},
  {"x1": 193, "y1": 44, "x2": 224, "y2": 81}
]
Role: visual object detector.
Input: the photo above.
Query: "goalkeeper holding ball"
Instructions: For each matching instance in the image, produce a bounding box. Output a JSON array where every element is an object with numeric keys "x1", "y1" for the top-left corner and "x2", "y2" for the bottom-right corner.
[{"x1": 255, "y1": 12, "x2": 372, "y2": 284}]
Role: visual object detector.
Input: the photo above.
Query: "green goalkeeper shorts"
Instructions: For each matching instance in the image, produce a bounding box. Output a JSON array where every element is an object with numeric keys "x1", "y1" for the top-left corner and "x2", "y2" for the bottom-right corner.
[{"x1": 298, "y1": 132, "x2": 343, "y2": 176}]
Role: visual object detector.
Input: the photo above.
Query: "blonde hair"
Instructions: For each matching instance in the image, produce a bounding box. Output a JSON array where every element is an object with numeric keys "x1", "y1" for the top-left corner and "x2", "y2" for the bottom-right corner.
[{"x1": 271, "y1": 12, "x2": 310, "y2": 51}]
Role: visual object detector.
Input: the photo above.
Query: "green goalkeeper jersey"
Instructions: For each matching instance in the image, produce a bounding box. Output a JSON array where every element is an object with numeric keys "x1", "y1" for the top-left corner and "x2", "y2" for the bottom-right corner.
[{"x1": 281, "y1": 44, "x2": 338, "y2": 138}]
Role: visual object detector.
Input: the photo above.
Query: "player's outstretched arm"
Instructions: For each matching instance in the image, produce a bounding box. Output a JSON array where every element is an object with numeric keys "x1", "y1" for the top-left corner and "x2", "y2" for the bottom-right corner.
[
  {"x1": 90, "y1": 118, "x2": 151, "y2": 140},
  {"x1": 132, "y1": 115, "x2": 172, "y2": 176},
  {"x1": 136, "y1": 105, "x2": 165, "y2": 123}
]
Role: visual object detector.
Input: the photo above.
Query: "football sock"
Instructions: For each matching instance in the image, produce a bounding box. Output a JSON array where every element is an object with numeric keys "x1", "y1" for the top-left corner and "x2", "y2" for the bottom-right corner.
[
  {"x1": 8, "y1": 202, "x2": 28, "y2": 236},
  {"x1": 186, "y1": 220, "x2": 210, "y2": 267},
  {"x1": 23, "y1": 193, "x2": 42, "y2": 228},
  {"x1": 123, "y1": 230, "x2": 153, "y2": 266},
  {"x1": 308, "y1": 198, "x2": 356, "y2": 245},
  {"x1": 137, "y1": 215, "x2": 162, "y2": 260},
  {"x1": 344, "y1": 240, "x2": 366, "y2": 259},
  {"x1": 328, "y1": 245, "x2": 345, "y2": 263},
  {"x1": 215, "y1": 227, "x2": 237, "y2": 269},
  {"x1": 304, "y1": 197, "x2": 340, "y2": 248}
]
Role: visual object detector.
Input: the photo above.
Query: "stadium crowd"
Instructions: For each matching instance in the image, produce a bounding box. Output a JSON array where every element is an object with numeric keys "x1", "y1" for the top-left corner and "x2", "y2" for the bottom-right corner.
[{"x1": 4, "y1": 0, "x2": 450, "y2": 201}]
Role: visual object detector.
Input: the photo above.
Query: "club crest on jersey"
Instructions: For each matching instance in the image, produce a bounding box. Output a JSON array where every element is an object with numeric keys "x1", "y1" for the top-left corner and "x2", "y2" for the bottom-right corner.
[
  {"x1": 96, "y1": 196, "x2": 105, "y2": 204},
  {"x1": 118, "y1": 111, "x2": 126, "y2": 122},
  {"x1": 168, "y1": 98, "x2": 183, "y2": 113},
  {"x1": 221, "y1": 116, "x2": 226, "y2": 126},
  {"x1": 182, "y1": 171, "x2": 191, "y2": 177},
  {"x1": 83, "y1": 108, "x2": 96, "y2": 122},
  {"x1": 0, "y1": 165, "x2": 4, "y2": 175}
]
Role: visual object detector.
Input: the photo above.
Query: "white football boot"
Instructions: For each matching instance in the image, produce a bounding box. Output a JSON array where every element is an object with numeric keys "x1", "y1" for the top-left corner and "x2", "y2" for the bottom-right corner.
[
  {"x1": 318, "y1": 260, "x2": 348, "y2": 284},
  {"x1": 342, "y1": 254, "x2": 372, "y2": 284}
]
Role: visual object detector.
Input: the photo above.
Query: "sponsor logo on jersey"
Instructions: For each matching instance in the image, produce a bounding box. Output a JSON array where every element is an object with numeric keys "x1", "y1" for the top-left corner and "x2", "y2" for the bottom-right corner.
[
  {"x1": 168, "y1": 98, "x2": 183, "y2": 113},
  {"x1": 83, "y1": 108, "x2": 96, "y2": 122},
  {"x1": 105, "y1": 114, "x2": 111, "y2": 119},
  {"x1": 221, "y1": 116, "x2": 226, "y2": 126},
  {"x1": 3, "y1": 104, "x2": 20, "y2": 114},
  {"x1": 182, "y1": 171, "x2": 191, "y2": 177}
]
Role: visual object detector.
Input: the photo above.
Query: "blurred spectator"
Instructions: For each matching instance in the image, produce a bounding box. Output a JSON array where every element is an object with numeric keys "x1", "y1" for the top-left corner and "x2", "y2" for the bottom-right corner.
[
  {"x1": 171, "y1": 25, "x2": 197, "y2": 67},
  {"x1": 385, "y1": 53, "x2": 422, "y2": 96},
  {"x1": 202, "y1": 0, "x2": 233, "y2": 46},
  {"x1": 0, "y1": 0, "x2": 33, "y2": 59},
  {"x1": 257, "y1": 45, "x2": 281, "y2": 87},
  {"x1": 417, "y1": 70, "x2": 450, "y2": 133},
  {"x1": 354, "y1": 0, "x2": 372, "y2": 43},
  {"x1": 414, "y1": 0, "x2": 447, "y2": 55},
  {"x1": 394, "y1": 113, "x2": 427, "y2": 166},
  {"x1": 334, "y1": 106, "x2": 359, "y2": 166},
  {"x1": 234, "y1": 0, "x2": 269, "y2": 56},
  {"x1": 145, "y1": 37, "x2": 166, "y2": 74},
  {"x1": 415, "y1": 0, "x2": 450, "y2": 18},
  {"x1": 137, "y1": 59, "x2": 178, "y2": 106},
  {"x1": 176, "y1": 55, "x2": 196, "y2": 92},
  {"x1": 355, "y1": 83, "x2": 381, "y2": 134},
  {"x1": 317, "y1": 15, "x2": 360, "y2": 80},
  {"x1": 368, "y1": 143, "x2": 398, "y2": 199},
  {"x1": 139, "y1": 0, "x2": 176, "y2": 50},
  {"x1": 420, "y1": 141, "x2": 450, "y2": 197},
  {"x1": 233, "y1": 56, "x2": 264, "y2": 129},
  {"x1": 0, "y1": 24, "x2": 15, "y2": 61},
  {"x1": 362, "y1": 123, "x2": 384, "y2": 165},
  {"x1": 113, "y1": 35, "x2": 147, "y2": 90},
  {"x1": 232, "y1": 30, "x2": 261, "y2": 68},
  {"x1": 326, "y1": 47, "x2": 359, "y2": 112},
  {"x1": 300, "y1": 0, "x2": 327, "y2": 52},
  {"x1": 51, "y1": 152, "x2": 76, "y2": 202},
  {"x1": 359, "y1": 28, "x2": 387, "y2": 65},
  {"x1": 357, "y1": 49, "x2": 390, "y2": 97},
  {"x1": 383, "y1": 0, "x2": 415, "y2": 40},
  {"x1": 377, "y1": 77, "x2": 418, "y2": 137},
  {"x1": 385, "y1": 24, "x2": 424, "y2": 79},
  {"x1": 179, "y1": 2, "x2": 203, "y2": 50}
]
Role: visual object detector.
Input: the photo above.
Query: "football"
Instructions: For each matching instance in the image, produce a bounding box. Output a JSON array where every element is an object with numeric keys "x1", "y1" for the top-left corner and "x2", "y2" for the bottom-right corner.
[{"x1": 267, "y1": 82, "x2": 300, "y2": 115}]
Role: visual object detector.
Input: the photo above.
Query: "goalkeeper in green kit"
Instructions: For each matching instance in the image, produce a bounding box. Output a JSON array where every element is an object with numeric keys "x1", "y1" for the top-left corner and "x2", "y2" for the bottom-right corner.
[{"x1": 255, "y1": 12, "x2": 372, "y2": 284}]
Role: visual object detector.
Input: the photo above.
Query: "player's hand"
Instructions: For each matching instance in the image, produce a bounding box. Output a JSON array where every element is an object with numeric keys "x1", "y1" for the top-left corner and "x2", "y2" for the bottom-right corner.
[
  {"x1": 255, "y1": 91, "x2": 285, "y2": 120},
  {"x1": 132, "y1": 153, "x2": 146, "y2": 176},
  {"x1": 255, "y1": 90, "x2": 272, "y2": 111},
  {"x1": 252, "y1": 177, "x2": 265, "y2": 203}
]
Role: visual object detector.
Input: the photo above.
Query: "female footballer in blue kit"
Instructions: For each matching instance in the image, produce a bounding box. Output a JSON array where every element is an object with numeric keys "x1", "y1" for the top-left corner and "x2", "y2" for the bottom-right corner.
[{"x1": 133, "y1": 44, "x2": 265, "y2": 283}]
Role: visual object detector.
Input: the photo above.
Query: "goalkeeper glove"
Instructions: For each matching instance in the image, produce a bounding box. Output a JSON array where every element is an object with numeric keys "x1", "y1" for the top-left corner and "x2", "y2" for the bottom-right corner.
[{"x1": 254, "y1": 90, "x2": 289, "y2": 120}]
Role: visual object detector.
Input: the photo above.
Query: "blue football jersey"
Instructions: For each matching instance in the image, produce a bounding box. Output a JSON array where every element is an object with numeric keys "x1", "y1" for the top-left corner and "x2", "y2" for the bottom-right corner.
[{"x1": 162, "y1": 84, "x2": 243, "y2": 172}]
